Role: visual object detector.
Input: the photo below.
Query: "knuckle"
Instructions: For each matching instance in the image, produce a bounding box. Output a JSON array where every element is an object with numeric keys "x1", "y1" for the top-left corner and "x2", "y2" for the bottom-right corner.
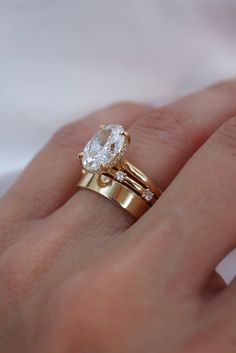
[
  {"x1": 98, "y1": 101, "x2": 149, "y2": 118},
  {"x1": 51, "y1": 122, "x2": 91, "y2": 152},
  {"x1": 0, "y1": 253, "x2": 26, "y2": 305},
  {"x1": 210, "y1": 79, "x2": 236, "y2": 97},
  {"x1": 105, "y1": 101, "x2": 140, "y2": 111},
  {"x1": 212, "y1": 116, "x2": 236, "y2": 155},
  {"x1": 44, "y1": 269, "x2": 120, "y2": 350},
  {"x1": 51, "y1": 101, "x2": 148, "y2": 153},
  {"x1": 142, "y1": 210, "x2": 182, "y2": 252},
  {"x1": 50, "y1": 277, "x2": 95, "y2": 345},
  {"x1": 0, "y1": 244, "x2": 41, "y2": 305},
  {"x1": 133, "y1": 107, "x2": 199, "y2": 152}
]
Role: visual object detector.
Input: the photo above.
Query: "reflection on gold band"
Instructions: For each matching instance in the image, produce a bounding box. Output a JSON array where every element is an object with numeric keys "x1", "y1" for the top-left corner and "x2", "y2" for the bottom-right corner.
[
  {"x1": 78, "y1": 173, "x2": 151, "y2": 219},
  {"x1": 102, "y1": 159, "x2": 161, "y2": 206}
]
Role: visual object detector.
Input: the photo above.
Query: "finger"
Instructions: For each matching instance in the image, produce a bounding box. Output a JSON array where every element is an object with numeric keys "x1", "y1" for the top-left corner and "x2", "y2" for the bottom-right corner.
[
  {"x1": 1, "y1": 103, "x2": 150, "y2": 222},
  {"x1": 60, "y1": 80, "x2": 236, "y2": 231},
  {"x1": 133, "y1": 114, "x2": 236, "y2": 290},
  {"x1": 204, "y1": 271, "x2": 227, "y2": 298},
  {"x1": 127, "y1": 79, "x2": 236, "y2": 189},
  {"x1": 216, "y1": 274, "x2": 236, "y2": 314},
  {"x1": 200, "y1": 278, "x2": 236, "y2": 345}
]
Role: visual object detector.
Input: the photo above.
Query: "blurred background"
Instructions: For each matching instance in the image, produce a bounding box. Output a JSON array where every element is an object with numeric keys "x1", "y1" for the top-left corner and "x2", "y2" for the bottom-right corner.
[{"x1": 0, "y1": 0, "x2": 236, "y2": 280}]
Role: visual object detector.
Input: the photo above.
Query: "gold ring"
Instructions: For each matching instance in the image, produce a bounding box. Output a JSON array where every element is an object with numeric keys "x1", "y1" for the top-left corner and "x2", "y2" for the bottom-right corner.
[{"x1": 77, "y1": 124, "x2": 161, "y2": 219}]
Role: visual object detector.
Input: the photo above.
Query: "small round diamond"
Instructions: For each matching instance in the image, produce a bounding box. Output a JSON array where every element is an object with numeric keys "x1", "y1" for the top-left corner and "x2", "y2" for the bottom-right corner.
[
  {"x1": 142, "y1": 189, "x2": 154, "y2": 202},
  {"x1": 115, "y1": 171, "x2": 126, "y2": 182},
  {"x1": 82, "y1": 125, "x2": 126, "y2": 173}
]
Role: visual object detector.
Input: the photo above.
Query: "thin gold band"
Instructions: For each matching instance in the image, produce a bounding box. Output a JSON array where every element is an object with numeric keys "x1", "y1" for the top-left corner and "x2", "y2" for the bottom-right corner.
[
  {"x1": 104, "y1": 159, "x2": 162, "y2": 204},
  {"x1": 78, "y1": 173, "x2": 151, "y2": 219}
]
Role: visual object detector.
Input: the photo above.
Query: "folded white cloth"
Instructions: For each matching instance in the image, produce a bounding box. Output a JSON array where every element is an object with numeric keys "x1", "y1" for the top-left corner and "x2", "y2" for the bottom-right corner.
[{"x1": 1, "y1": 0, "x2": 236, "y2": 281}]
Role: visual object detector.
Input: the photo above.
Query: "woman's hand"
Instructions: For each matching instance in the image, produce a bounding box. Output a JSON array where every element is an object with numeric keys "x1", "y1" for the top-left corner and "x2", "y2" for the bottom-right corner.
[{"x1": 1, "y1": 80, "x2": 236, "y2": 353}]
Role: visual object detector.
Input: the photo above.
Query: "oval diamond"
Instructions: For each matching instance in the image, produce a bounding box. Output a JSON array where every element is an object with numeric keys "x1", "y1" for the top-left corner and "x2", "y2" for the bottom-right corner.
[{"x1": 82, "y1": 125, "x2": 126, "y2": 173}]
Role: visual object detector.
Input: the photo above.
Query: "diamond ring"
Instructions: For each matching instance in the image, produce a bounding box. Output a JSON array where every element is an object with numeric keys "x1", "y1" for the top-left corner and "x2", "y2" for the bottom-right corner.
[{"x1": 77, "y1": 124, "x2": 161, "y2": 219}]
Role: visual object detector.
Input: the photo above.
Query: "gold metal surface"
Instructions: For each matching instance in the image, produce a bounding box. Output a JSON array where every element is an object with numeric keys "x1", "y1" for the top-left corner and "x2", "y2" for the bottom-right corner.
[
  {"x1": 122, "y1": 160, "x2": 161, "y2": 196},
  {"x1": 77, "y1": 125, "x2": 162, "y2": 219},
  {"x1": 104, "y1": 159, "x2": 162, "y2": 205},
  {"x1": 79, "y1": 173, "x2": 150, "y2": 219}
]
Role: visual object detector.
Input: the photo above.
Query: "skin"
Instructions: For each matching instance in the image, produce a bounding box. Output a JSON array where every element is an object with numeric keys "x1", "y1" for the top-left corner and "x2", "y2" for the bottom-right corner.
[{"x1": 1, "y1": 80, "x2": 236, "y2": 352}]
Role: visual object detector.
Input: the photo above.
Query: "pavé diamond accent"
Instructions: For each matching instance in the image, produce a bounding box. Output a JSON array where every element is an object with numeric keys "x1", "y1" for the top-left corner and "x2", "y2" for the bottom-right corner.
[
  {"x1": 142, "y1": 189, "x2": 154, "y2": 202},
  {"x1": 82, "y1": 125, "x2": 126, "y2": 173},
  {"x1": 115, "y1": 171, "x2": 127, "y2": 182}
]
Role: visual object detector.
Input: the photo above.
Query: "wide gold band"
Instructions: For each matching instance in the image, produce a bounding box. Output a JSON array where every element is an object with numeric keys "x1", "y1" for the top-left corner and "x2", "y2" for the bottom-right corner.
[{"x1": 78, "y1": 172, "x2": 150, "y2": 219}]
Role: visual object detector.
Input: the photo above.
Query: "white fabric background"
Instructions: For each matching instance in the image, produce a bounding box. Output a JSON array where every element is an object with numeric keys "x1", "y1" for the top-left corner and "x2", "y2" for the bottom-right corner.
[{"x1": 0, "y1": 0, "x2": 236, "y2": 281}]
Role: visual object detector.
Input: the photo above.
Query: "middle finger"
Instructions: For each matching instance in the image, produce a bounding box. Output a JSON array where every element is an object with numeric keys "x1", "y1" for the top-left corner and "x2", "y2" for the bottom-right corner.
[{"x1": 135, "y1": 114, "x2": 236, "y2": 291}]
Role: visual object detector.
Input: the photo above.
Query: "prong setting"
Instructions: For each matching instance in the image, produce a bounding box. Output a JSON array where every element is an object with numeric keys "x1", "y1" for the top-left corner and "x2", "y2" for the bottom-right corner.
[
  {"x1": 78, "y1": 152, "x2": 84, "y2": 161},
  {"x1": 115, "y1": 171, "x2": 127, "y2": 182},
  {"x1": 142, "y1": 189, "x2": 155, "y2": 202},
  {"x1": 121, "y1": 131, "x2": 131, "y2": 144},
  {"x1": 99, "y1": 165, "x2": 108, "y2": 175}
]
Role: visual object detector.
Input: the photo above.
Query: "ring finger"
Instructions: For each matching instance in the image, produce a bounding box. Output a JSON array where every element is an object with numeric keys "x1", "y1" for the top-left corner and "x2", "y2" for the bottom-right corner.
[{"x1": 59, "y1": 80, "x2": 236, "y2": 231}]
